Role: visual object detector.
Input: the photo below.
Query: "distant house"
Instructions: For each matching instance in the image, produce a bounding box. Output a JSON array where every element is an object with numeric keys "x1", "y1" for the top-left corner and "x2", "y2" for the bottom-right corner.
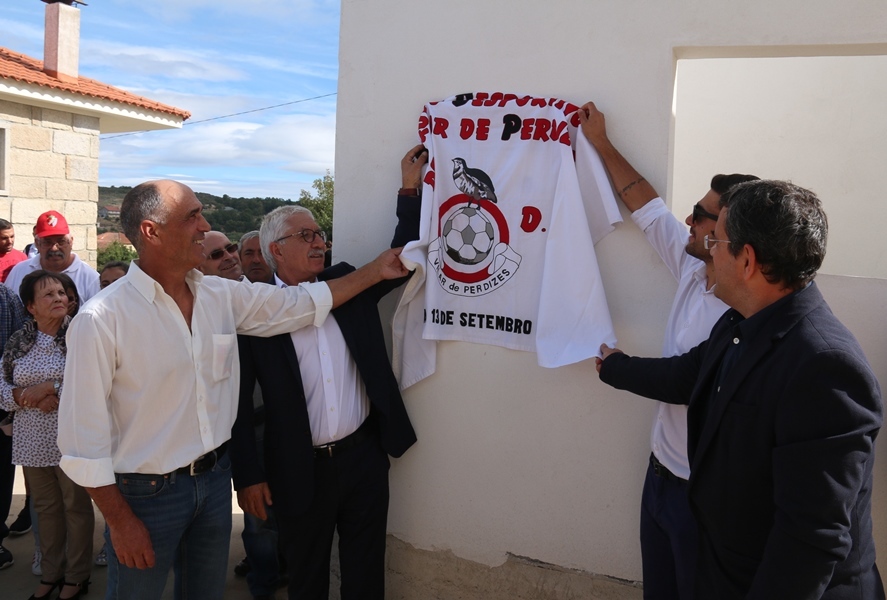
[
  {"x1": 98, "y1": 205, "x2": 121, "y2": 218},
  {"x1": 0, "y1": 2, "x2": 189, "y2": 266},
  {"x1": 96, "y1": 231, "x2": 133, "y2": 251}
]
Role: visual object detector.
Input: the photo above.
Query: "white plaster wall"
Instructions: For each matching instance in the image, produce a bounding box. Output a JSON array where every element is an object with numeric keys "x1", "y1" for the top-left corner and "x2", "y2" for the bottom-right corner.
[
  {"x1": 335, "y1": 0, "x2": 887, "y2": 583},
  {"x1": 672, "y1": 53, "x2": 887, "y2": 279}
]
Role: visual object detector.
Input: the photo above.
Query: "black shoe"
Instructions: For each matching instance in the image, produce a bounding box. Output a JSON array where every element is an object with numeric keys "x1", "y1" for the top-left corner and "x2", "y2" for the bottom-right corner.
[
  {"x1": 234, "y1": 556, "x2": 251, "y2": 577},
  {"x1": 0, "y1": 544, "x2": 12, "y2": 570},
  {"x1": 8, "y1": 497, "x2": 32, "y2": 536},
  {"x1": 57, "y1": 579, "x2": 89, "y2": 600},
  {"x1": 27, "y1": 579, "x2": 62, "y2": 600}
]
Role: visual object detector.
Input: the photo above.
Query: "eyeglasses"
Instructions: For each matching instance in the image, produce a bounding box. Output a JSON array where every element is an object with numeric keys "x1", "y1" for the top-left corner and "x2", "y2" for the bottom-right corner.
[
  {"x1": 207, "y1": 242, "x2": 238, "y2": 261},
  {"x1": 692, "y1": 203, "x2": 720, "y2": 223},
  {"x1": 275, "y1": 229, "x2": 327, "y2": 245},
  {"x1": 703, "y1": 235, "x2": 730, "y2": 250},
  {"x1": 36, "y1": 236, "x2": 71, "y2": 248}
]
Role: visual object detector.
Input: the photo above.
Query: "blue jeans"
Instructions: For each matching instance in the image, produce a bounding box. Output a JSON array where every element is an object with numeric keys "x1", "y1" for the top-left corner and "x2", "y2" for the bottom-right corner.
[
  {"x1": 241, "y1": 432, "x2": 281, "y2": 596},
  {"x1": 242, "y1": 508, "x2": 280, "y2": 595},
  {"x1": 105, "y1": 452, "x2": 233, "y2": 600}
]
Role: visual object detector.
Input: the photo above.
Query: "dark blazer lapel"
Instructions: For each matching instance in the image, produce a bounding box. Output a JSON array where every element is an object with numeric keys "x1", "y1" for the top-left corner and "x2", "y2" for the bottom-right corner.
[
  {"x1": 689, "y1": 283, "x2": 825, "y2": 473},
  {"x1": 279, "y1": 331, "x2": 303, "y2": 383}
]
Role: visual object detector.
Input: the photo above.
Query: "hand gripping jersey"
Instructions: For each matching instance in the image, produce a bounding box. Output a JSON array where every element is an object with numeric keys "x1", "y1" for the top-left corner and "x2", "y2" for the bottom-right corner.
[{"x1": 393, "y1": 92, "x2": 622, "y2": 389}]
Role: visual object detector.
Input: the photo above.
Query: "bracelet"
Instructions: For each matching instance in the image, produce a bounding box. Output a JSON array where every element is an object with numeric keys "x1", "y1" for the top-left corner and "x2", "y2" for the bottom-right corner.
[{"x1": 398, "y1": 187, "x2": 420, "y2": 197}]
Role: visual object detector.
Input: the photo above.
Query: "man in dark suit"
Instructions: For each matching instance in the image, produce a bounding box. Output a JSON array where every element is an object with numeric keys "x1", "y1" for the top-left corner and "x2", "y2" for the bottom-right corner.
[
  {"x1": 597, "y1": 179, "x2": 884, "y2": 599},
  {"x1": 231, "y1": 145, "x2": 427, "y2": 600}
]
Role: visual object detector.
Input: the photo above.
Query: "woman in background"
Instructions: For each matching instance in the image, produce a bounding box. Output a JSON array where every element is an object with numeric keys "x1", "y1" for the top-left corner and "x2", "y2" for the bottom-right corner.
[{"x1": 0, "y1": 271, "x2": 92, "y2": 600}]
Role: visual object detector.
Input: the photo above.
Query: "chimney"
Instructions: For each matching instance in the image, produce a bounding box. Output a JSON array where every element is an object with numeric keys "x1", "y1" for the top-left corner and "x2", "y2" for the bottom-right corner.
[{"x1": 43, "y1": 1, "x2": 81, "y2": 83}]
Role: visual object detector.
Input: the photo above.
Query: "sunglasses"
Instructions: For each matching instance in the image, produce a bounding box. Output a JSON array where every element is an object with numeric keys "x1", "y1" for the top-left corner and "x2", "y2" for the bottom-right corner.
[
  {"x1": 692, "y1": 203, "x2": 720, "y2": 223},
  {"x1": 207, "y1": 242, "x2": 238, "y2": 261}
]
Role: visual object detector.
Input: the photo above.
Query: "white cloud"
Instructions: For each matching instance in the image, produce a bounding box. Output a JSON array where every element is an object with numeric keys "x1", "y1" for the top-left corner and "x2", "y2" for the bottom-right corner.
[
  {"x1": 98, "y1": 112, "x2": 336, "y2": 199},
  {"x1": 0, "y1": 18, "x2": 43, "y2": 52},
  {"x1": 83, "y1": 40, "x2": 247, "y2": 82}
]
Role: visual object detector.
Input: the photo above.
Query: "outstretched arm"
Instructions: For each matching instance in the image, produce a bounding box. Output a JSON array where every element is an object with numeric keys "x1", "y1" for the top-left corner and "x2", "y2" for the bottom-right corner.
[
  {"x1": 325, "y1": 248, "x2": 410, "y2": 308},
  {"x1": 578, "y1": 101, "x2": 659, "y2": 212}
]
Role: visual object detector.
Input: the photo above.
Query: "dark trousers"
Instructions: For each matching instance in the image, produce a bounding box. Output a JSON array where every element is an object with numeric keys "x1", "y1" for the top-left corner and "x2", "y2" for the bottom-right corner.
[
  {"x1": 639, "y1": 455, "x2": 697, "y2": 600},
  {"x1": 277, "y1": 434, "x2": 390, "y2": 600},
  {"x1": 0, "y1": 426, "x2": 13, "y2": 541}
]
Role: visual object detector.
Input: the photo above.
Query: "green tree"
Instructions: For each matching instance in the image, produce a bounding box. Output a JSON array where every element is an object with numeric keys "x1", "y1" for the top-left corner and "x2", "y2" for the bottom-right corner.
[
  {"x1": 97, "y1": 241, "x2": 138, "y2": 270},
  {"x1": 298, "y1": 171, "x2": 334, "y2": 240}
]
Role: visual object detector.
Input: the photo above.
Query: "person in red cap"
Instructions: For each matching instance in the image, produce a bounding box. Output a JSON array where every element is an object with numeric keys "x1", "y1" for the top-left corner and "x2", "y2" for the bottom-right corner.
[
  {"x1": 0, "y1": 220, "x2": 26, "y2": 283},
  {"x1": 4, "y1": 211, "x2": 100, "y2": 304}
]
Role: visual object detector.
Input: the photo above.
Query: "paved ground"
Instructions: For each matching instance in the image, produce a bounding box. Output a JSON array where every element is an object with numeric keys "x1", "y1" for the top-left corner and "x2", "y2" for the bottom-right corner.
[{"x1": 2, "y1": 467, "x2": 260, "y2": 599}]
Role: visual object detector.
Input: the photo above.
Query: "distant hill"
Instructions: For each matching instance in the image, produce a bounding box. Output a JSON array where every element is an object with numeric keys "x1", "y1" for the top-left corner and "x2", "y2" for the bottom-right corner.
[{"x1": 98, "y1": 186, "x2": 296, "y2": 241}]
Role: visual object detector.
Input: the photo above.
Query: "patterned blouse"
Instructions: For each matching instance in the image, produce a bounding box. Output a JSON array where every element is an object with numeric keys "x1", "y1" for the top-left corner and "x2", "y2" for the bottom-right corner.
[{"x1": 0, "y1": 318, "x2": 69, "y2": 467}]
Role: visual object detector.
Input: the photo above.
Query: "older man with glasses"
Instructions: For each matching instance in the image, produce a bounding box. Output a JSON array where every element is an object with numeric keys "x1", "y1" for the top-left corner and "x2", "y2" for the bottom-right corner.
[
  {"x1": 230, "y1": 145, "x2": 426, "y2": 600},
  {"x1": 5, "y1": 211, "x2": 99, "y2": 303},
  {"x1": 578, "y1": 101, "x2": 758, "y2": 600}
]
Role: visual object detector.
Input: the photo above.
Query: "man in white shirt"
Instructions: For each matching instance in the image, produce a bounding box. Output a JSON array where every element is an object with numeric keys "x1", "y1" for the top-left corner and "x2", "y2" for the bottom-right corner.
[
  {"x1": 58, "y1": 180, "x2": 409, "y2": 600},
  {"x1": 232, "y1": 146, "x2": 425, "y2": 600},
  {"x1": 199, "y1": 229, "x2": 283, "y2": 596},
  {"x1": 578, "y1": 102, "x2": 757, "y2": 600},
  {"x1": 5, "y1": 210, "x2": 100, "y2": 303}
]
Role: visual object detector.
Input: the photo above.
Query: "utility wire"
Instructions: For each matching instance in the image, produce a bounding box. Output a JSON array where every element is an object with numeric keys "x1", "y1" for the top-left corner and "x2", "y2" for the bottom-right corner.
[{"x1": 101, "y1": 92, "x2": 337, "y2": 139}]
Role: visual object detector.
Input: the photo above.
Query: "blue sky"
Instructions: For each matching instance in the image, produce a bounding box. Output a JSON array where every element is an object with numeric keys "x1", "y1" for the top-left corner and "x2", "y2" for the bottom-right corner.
[{"x1": 2, "y1": 0, "x2": 340, "y2": 200}]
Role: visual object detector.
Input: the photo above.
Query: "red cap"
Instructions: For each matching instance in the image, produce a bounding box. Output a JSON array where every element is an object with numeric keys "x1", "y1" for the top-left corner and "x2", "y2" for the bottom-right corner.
[{"x1": 35, "y1": 211, "x2": 70, "y2": 238}]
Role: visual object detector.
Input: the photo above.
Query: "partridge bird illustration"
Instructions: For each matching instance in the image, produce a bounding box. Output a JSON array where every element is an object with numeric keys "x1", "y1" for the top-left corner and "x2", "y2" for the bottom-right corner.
[{"x1": 452, "y1": 158, "x2": 498, "y2": 207}]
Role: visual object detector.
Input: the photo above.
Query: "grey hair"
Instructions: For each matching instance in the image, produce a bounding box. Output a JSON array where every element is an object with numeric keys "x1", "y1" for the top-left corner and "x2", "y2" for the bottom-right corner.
[
  {"x1": 259, "y1": 205, "x2": 314, "y2": 272},
  {"x1": 121, "y1": 182, "x2": 170, "y2": 252},
  {"x1": 239, "y1": 230, "x2": 260, "y2": 247}
]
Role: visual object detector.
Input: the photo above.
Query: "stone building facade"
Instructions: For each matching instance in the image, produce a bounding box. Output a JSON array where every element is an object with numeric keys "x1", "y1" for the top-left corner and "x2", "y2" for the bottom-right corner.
[{"x1": 0, "y1": 2, "x2": 188, "y2": 265}]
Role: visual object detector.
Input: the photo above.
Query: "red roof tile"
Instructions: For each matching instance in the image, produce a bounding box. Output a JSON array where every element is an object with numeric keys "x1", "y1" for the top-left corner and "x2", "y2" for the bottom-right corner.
[
  {"x1": 97, "y1": 232, "x2": 133, "y2": 248},
  {"x1": 0, "y1": 46, "x2": 190, "y2": 120}
]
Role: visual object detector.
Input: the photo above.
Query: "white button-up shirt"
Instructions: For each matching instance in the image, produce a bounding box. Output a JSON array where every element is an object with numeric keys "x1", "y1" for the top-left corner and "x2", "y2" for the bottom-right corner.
[
  {"x1": 276, "y1": 275, "x2": 369, "y2": 446},
  {"x1": 58, "y1": 261, "x2": 332, "y2": 488},
  {"x1": 631, "y1": 198, "x2": 729, "y2": 480}
]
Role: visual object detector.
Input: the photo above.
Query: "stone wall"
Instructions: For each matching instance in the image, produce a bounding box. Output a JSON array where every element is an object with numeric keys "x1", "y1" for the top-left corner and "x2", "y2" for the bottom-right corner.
[{"x1": 0, "y1": 99, "x2": 99, "y2": 265}]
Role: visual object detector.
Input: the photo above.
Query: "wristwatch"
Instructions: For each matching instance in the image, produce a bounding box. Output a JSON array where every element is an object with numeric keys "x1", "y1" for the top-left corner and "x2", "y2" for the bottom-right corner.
[{"x1": 53, "y1": 380, "x2": 61, "y2": 395}]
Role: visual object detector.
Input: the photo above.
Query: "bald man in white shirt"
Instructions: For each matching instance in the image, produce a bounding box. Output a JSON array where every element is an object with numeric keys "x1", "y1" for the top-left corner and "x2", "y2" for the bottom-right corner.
[{"x1": 58, "y1": 180, "x2": 409, "y2": 600}]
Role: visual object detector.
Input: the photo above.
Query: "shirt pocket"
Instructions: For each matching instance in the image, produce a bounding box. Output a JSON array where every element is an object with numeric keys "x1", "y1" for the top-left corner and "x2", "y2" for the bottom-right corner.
[{"x1": 212, "y1": 334, "x2": 237, "y2": 382}]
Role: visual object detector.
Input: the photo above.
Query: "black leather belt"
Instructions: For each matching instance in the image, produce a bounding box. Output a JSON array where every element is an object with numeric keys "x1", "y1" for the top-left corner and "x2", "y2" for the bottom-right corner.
[
  {"x1": 314, "y1": 420, "x2": 373, "y2": 459},
  {"x1": 650, "y1": 453, "x2": 685, "y2": 483},
  {"x1": 173, "y1": 442, "x2": 228, "y2": 476}
]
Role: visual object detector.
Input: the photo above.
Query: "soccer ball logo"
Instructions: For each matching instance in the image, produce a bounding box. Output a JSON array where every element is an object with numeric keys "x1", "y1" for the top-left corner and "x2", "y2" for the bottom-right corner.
[{"x1": 441, "y1": 206, "x2": 495, "y2": 265}]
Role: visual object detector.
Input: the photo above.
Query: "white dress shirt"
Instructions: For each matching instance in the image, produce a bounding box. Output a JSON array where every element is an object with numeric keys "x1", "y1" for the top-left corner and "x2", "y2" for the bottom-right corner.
[
  {"x1": 276, "y1": 275, "x2": 369, "y2": 446},
  {"x1": 5, "y1": 253, "x2": 101, "y2": 304},
  {"x1": 631, "y1": 198, "x2": 729, "y2": 480},
  {"x1": 58, "y1": 261, "x2": 332, "y2": 488}
]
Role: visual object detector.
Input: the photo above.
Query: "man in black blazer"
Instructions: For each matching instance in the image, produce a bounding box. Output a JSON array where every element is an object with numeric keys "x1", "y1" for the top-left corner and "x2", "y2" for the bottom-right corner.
[
  {"x1": 231, "y1": 146, "x2": 427, "y2": 600},
  {"x1": 598, "y1": 180, "x2": 884, "y2": 599}
]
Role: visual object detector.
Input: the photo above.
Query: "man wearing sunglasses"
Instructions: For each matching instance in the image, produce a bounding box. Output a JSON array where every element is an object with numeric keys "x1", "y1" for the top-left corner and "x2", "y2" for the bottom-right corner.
[
  {"x1": 231, "y1": 145, "x2": 427, "y2": 600},
  {"x1": 578, "y1": 101, "x2": 757, "y2": 600},
  {"x1": 598, "y1": 180, "x2": 883, "y2": 599},
  {"x1": 198, "y1": 231, "x2": 244, "y2": 281}
]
